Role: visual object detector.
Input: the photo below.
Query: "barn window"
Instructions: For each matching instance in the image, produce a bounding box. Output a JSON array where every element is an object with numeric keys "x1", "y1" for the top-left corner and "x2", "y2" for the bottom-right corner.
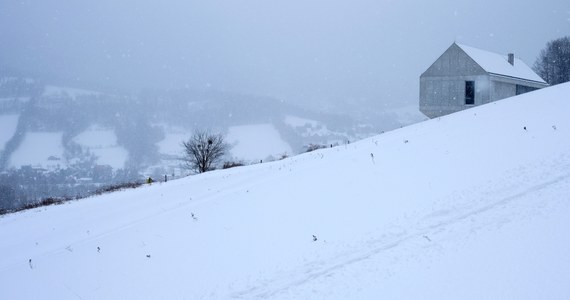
[{"x1": 465, "y1": 81, "x2": 475, "y2": 105}]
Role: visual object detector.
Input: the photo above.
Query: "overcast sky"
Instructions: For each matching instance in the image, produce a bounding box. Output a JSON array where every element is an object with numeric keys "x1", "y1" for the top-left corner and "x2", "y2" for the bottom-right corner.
[{"x1": 1, "y1": 0, "x2": 569, "y2": 109}]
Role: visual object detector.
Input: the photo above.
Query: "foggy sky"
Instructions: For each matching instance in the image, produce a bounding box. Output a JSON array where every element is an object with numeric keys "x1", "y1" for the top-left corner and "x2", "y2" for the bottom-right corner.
[{"x1": 1, "y1": 0, "x2": 569, "y2": 109}]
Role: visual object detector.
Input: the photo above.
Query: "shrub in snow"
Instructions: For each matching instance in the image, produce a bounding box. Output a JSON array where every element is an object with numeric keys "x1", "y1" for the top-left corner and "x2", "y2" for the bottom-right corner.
[
  {"x1": 222, "y1": 161, "x2": 244, "y2": 169},
  {"x1": 14, "y1": 197, "x2": 69, "y2": 213},
  {"x1": 305, "y1": 143, "x2": 327, "y2": 153}
]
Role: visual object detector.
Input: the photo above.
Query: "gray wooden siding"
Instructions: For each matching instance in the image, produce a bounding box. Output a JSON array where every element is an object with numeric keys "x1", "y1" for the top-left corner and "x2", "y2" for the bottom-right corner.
[
  {"x1": 490, "y1": 80, "x2": 515, "y2": 102},
  {"x1": 421, "y1": 43, "x2": 486, "y2": 78},
  {"x1": 420, "y1": 75, "x2": 488, "y2": 118}
]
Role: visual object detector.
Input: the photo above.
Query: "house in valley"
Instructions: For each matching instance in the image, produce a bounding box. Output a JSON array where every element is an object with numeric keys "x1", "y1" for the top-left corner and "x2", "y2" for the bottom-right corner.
[{"x1": 419, "y1": 43, "x2": 548, "y2": 118}]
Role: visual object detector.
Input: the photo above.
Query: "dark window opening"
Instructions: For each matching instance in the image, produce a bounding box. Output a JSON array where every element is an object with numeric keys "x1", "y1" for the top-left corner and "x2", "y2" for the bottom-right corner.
[
  {"x1": 516, "y1": 85, "x2": 538, "y2": 95},
  {"x1": 465, "y1": 81, "x2": 475, "y2": 105}
]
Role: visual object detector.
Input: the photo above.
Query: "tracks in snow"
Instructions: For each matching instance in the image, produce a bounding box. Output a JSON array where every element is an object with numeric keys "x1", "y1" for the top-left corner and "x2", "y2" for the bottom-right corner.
[{"x1": 232, "y1": 161, "x2": 570, "y2": 299}]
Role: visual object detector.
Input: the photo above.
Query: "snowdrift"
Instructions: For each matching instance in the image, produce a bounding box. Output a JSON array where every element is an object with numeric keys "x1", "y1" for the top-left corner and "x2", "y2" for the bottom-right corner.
[{"x1": 1, "y1": 83, "x2": 570, "y2": 299}]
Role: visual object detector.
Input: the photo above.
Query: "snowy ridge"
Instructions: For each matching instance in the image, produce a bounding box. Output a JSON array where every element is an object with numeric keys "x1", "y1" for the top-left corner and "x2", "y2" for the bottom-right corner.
[{"x1": 0, "y1": 83, "x2": 569, "y2": 299}]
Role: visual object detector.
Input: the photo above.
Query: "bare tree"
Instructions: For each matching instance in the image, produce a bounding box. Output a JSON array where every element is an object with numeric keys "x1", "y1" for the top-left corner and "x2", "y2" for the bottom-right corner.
[
  {"x1": 182, "y1": 130, "x2": 229, "y2": 173},
  {"x1": 534, "y1": 36, "x2": 570, "y2": 85}
]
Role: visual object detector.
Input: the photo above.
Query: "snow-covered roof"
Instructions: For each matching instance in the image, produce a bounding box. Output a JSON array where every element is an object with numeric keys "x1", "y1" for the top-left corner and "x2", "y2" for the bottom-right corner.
[{"x1": 456, "y1": 43, "x2": 547, "y2": 84}]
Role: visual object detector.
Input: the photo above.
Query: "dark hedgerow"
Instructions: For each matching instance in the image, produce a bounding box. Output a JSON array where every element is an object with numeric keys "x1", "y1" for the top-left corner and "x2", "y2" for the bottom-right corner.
[
  {"x1": 0, "y1": 181, "x2": 144, "y2": 216},
  {"x1": 222, "y1": 161, "x2": 245, "y2": 169},
  {"x1": 305, "y1": 144, "x2": 327, "y2": 153},
  {"x1": 17, "y1": 197, "x2": 69, "y2": 211},
  {"x1": 94, "y1": 181, "x2": 143, "y2": 195},
  {"x1": 1, "y1": 197, "x2": 69, "y2": 215}
]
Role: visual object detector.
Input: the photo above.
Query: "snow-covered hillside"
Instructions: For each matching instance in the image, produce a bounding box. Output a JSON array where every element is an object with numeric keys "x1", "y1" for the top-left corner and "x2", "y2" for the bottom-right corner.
[{"x1": 1, "y1": 83, "x2": 569, "y2": 299}]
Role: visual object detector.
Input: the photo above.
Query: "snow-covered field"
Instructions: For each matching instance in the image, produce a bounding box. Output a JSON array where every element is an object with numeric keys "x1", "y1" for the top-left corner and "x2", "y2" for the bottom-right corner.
[
  {"x1": 156, "y1": 125, "x2": 188, "y2": 157},
  {"x1": 0, "y1": 114, "x2": 19, "y2": 152},
  {"x1": 73, "y1": 125, "x2": 128, "y2": 169},
  {"x1": 227, "y1": 124, "x2": 292, "y2": 161},
  {"x1": 8, "y1": 132, "x2": 64, "y2": 169},
  {"x1": 1, "y1": 83, "x2": 569, "y2": 299}
]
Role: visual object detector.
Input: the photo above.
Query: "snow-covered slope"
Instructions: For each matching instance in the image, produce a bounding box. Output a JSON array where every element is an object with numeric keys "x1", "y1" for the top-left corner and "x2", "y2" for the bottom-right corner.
[{"x1": 1, "y1": 83, "x2": 569, "y2": 299}]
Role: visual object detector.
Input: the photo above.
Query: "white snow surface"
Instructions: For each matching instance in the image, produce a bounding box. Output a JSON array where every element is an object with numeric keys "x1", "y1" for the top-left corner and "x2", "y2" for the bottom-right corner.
[
  {"x1": 0, "y1": 114, "x2": 19, "y2": 152},
  {"x1": 457, "y1": 43, "x2": 547, "y2": 84},
  {"x1": 1, "y1": 83, "x2": 570, "y2": 299},
  {"x1": 73, "y1": 126, "x2": 128, "y2": 169},
  {"x1": 227, "y1": 123, "x2": 292, "y2": 161},
  {"x1": 156, "y1": 125, "x2": 188, "y2": 157},
  {"x1": 8, "y1": 132, "x2": 64, "y2": 169}
]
